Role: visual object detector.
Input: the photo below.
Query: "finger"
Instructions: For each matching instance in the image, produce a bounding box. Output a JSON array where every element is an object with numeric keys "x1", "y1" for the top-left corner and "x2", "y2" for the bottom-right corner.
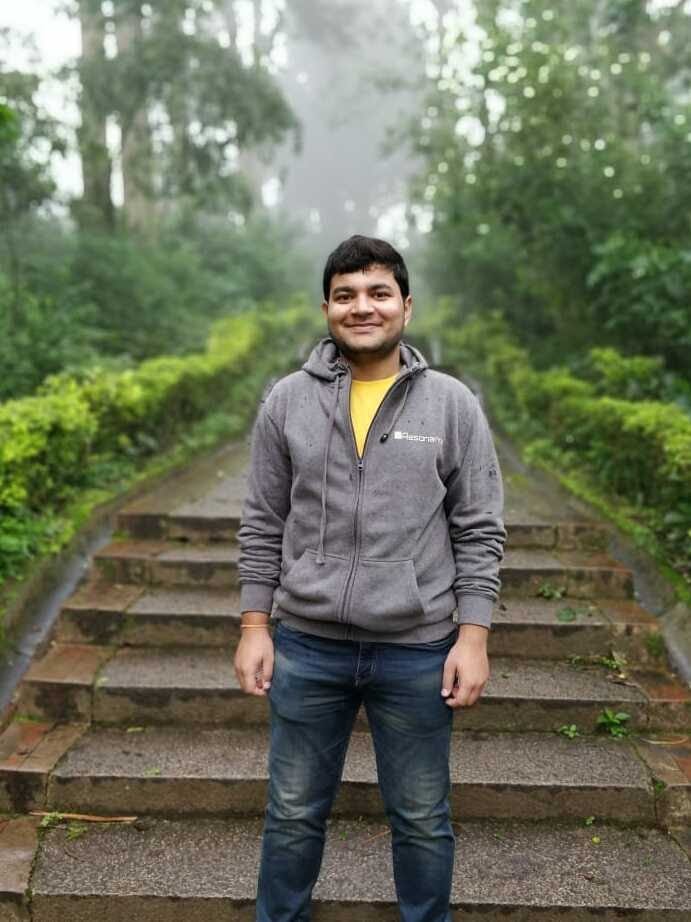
[
  {"x1": 234, "y1": 652, "x2": 250, "y2": 691},
  {"x1": 262, "y1": 648, "x2": 274, "y2": 690},
  {"x1": 446, "y1": 680, "x2": 483, "y2": 708},
  {"x1": 440, "y1": 656, "x2": 457, "y2": 698},
  {"x1": 249, "y1": 673, "x2": 267, "y2": 696},
  {"x1": 445, "y1": 675, "x2": 471, "y2": 707},
  {"x1": 241, "y1": 667, "x2": 260, "y2": 694}
]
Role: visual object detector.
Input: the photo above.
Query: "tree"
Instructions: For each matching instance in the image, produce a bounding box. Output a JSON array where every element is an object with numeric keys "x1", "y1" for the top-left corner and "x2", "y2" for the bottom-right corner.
[
  {"x1": 405, "y1": 0, "x2": 691, "y2": 372},
  {"x1": 0, "y1": 31, "x2": 66, "y2": 294},
  {"x1": 68, "y1": 0, "x2": 301, "y2": 231}
]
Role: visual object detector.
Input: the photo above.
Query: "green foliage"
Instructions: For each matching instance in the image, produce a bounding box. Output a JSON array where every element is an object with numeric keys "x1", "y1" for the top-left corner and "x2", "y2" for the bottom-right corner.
[
  {"x1": 578, "y1": 346, "x2": 670, "y2": 401},
  {"x1": 595, "y1": 708, "x2": 631, "y2": 738},
  {"x1": 644, "y1": 630, "x2": 665, "y2": 659},
  {"x1": 38, "y1": 811, "x2": 65, "y2": 829},
  {"x1": 536, "y1": 581, "x2": 567, "y2": 600},
  {"x1": 0, "y1": 38, "x2": 64, "y2": 235},
  {"x1": 416, "y1": 305, "x2": 691, "y2": 593},
  {"x1": 0, "y1": 101, "x2": 19, "y2": 148},
  {"x1": 586, "y1": 235, "x2": 691, "y2": 376},
  {"x1": 0, "y1": 297, "x2": 321, "y2": 588},
  {"x1": 653, "y1": 777, "x2": 667, "y2": 797},
  {"x1": 70, "y1": 0, "x2": 300, "y2": 224},
  {"x1": 406, "y1": 0, "x2": 691, "y2": 374},
  {"x1": 0, "y1": 17, "x2": 313, "y2": 402},
  {"x1": 0, "y1": 210, "x2": 313, "y2": 401},
  {"x1": 592, "y1": 650, "x2": 628, "y2": 673},
  {"x1": 0, "y1": 277, "x2": 102, "y2": 401}
]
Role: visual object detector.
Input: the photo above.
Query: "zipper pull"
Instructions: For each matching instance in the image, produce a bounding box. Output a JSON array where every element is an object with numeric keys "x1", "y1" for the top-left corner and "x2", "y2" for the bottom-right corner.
[{"x1": 357, "y1": 459, "x2": 364, "y2": 472}]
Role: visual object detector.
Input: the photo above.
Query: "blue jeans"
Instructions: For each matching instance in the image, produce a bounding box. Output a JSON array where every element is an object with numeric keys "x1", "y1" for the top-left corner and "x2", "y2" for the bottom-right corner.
[{"x1": 255, "y1": 621, "x2": 457, "y2": 922}]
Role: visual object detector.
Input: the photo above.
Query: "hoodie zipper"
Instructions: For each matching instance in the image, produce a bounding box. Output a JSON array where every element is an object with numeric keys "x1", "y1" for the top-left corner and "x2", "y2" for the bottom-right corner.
[{"x1": 338, "y1": 365, "x2": 412, "y2": 635}]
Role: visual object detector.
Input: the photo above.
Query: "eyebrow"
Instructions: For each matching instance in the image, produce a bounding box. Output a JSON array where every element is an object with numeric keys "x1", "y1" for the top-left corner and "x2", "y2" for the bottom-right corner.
[{"x1": 332, "y1": 283, "x2": 393, "y2": 294}]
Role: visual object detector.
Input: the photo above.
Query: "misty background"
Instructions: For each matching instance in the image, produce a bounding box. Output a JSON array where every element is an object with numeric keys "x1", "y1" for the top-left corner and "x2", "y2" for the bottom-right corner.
[{"x1": 1, "y1": 0, "x2": 690, "y2": 603}]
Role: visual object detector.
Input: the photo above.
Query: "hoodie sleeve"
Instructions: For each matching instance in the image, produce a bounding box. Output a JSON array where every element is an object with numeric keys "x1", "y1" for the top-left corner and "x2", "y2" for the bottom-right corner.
[
  {"x1": 237, "y1": 400, "x2": 292, "y2": 615},
  {"x1": 443, "y1": 393, "x2": 507, "y2": 630}
]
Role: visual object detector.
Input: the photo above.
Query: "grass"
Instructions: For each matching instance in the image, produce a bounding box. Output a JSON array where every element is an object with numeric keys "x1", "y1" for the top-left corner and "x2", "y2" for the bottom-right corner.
[
  {"x1": 644, "y1": 631, "x2": 666, "y2": 659},
  {"x1": 536, "y1": 580, "x2": 568, "y2": 600}
]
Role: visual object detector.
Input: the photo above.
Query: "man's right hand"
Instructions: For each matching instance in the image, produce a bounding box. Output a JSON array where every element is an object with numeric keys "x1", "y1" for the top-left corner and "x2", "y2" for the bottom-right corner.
[{"x1": 234, "y1": 614, "x2": 274, "y2": 696}]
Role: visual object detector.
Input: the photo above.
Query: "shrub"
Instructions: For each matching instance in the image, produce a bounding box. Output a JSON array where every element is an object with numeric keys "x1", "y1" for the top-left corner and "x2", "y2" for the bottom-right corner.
[
  {"x1": 415, "y1": 304, "x2": 691, "y2": 587},
  {"x1": 0, "y1": 297, "x2": 321, "y2": 587}
]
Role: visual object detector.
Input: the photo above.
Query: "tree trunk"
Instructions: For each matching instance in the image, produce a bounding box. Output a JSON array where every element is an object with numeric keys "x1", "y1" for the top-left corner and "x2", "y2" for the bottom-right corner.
[
  {"x1": 75, "y1": 0, "x2": 114, "y2": 230},
  {"x1": 115, "y1": 2, "x2": 156, "y2": 233}
]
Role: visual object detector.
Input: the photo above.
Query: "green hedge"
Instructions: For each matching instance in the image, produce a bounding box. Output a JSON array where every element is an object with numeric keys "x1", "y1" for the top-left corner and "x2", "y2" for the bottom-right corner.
[
  {"x1": 417, "y1": 302, "x2": 691, "y2": 593},
  {"x1": 0, "y1": 296, "x2": 321, "y2": 590}
]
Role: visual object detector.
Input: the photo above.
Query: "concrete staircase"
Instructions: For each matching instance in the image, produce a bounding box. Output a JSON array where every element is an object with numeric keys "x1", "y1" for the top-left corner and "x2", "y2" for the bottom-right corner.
[{"x1": 1, "y1": 437, "x2": 690, "y2": 920}]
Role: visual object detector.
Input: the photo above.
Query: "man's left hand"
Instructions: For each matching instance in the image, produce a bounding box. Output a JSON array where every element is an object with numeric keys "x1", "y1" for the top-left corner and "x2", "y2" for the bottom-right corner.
[{"x1": 441, "y1": 625, "x2": 490, "y2": 708}]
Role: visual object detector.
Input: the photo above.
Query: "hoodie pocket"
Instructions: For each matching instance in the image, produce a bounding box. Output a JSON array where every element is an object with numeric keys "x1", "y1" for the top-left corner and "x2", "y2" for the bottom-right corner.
[
  {"x1": 274, "y1": 547, "x2": 350, "y2": 622},
  {"x1": 347, "y1": 556, "x2": 426, "y2": 632}
]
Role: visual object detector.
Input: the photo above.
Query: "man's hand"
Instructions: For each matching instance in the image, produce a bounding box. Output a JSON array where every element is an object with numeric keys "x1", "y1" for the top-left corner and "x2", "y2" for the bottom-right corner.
[
  {"x1": 441, "y1": 624, "x2": 490, "y2": 708},
  {"x1": 234, "y1": 613, "x2": 274, "y2": 696}
]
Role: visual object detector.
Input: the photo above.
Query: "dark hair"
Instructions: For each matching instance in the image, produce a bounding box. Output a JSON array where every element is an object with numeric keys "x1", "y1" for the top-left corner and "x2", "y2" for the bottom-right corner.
[{"x1": 322, "y1": 234, "x2": 410, "y2": 301}]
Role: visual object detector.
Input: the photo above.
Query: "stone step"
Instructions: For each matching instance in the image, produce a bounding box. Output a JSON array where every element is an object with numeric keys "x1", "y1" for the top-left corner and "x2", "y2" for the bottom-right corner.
[
  {"x1": 4, "y1": 814, "x2": 689, "y2": 921},
  {"x1": 498, "y1": 547, "x2": 634, "y2": 598},
  {"x1": 117, "y1": 495, "x2": 611, "y2": 552},
  {"x1": 2, "y1": 721, "x2": 688, "y2": 827},
  {"x1": 52, "y1": 580, "x2": 665, "y2": 666},
  {"x1": 92, "y1": 540, "x2": 634, "y2": 597},
  {"x1": 14, "y1": 643, "x2": 690, "y2": 733},
  {"x1": 117, "y1": 506, "x2": 242, "y2": 542},
  {"x1": 506, "y1": 520, "x2": 611, "y2": 551},
  {"x1": 56, "y1": 581, "x2": 244, "y2": 648},
  {"x1": 491, "y1": 597, "x2": 665, "y2": 665},
  {"x1": 92, "y1": 540, "x2": 242, "y2": 588}
]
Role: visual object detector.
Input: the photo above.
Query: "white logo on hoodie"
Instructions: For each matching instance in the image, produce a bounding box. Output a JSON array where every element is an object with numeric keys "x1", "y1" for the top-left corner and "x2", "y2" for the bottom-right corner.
[{"x1": 394, "y1": 430, "x2": 444, "y2": 445}]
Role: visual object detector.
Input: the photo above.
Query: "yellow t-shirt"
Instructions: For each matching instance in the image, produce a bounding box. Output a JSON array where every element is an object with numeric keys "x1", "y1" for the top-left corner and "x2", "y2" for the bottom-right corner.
[{"x1": 349, "y1": 371, "x2": 400, "y2": 457}]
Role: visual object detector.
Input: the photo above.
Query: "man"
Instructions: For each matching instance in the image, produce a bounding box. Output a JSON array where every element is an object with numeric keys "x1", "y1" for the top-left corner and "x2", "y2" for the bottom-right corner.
[{"x1": 235, "y1": 234, "x2": 507, "y2": 922}]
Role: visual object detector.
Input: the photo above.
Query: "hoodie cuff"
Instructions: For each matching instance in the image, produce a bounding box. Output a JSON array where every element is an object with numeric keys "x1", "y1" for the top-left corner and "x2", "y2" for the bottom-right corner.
[
  {"x1": 240, "y1": 582, "x2": 275, "y2": 616},
  {"x1": 456, "y1": 593, "x2": 494, "y2": 630}
]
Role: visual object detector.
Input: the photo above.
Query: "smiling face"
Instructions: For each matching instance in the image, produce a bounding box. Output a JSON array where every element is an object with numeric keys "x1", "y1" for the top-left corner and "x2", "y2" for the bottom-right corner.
[{"x1": 320, "y1": 263, "x2": 413, "y2": 363}]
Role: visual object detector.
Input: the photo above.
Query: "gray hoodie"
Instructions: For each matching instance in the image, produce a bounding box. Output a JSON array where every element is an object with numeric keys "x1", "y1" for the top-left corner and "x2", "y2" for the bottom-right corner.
[{"x1": 237, "y1": 335, "x2": 507, "y2": 642}]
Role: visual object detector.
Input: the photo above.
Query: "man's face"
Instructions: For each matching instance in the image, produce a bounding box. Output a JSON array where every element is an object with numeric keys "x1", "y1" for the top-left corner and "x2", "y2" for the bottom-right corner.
[{"x1": 321, "y1": 263, "x2": 412, "y2": 362}]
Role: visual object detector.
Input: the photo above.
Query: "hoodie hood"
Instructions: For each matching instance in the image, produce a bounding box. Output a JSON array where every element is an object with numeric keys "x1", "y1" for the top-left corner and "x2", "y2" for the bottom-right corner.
[
  {"x1": 301, "y1": 335, "x2": 429, "y2": 565},
  {"x1": 301, "y1": 334, "x2": 429, "y2": 382}
]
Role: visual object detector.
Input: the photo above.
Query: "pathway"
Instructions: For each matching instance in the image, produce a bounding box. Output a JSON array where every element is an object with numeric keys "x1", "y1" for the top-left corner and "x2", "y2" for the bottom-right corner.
[{"x1": 1, "y1": 430, "x2": 690, "y2": 920}]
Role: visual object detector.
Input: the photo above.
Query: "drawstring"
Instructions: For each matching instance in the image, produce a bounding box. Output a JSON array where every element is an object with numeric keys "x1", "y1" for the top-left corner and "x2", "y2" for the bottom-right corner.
[
  {"x1": 314, "y1": 361, "x2": 422, "y2": 566},
  {"x1": 316, "y1": 371, "x2": 342, "y2": 565}
]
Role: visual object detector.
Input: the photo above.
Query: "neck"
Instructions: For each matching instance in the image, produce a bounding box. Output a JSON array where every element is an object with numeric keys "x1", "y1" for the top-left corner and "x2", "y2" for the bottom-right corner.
[{"x1": 345, "y1": 348, "x2": 403, "y2": 381}]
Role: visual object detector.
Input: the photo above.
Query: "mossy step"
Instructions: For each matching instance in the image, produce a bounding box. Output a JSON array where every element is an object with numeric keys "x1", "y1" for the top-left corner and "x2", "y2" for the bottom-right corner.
[
  {"x1": 1, "y1": 721, "x2": 687, "y2": 827},
  {"x1": 117, "y1": 502, "x2": 611, "y2": 551},
  {"x1": 91, "y1": 540, "x2": 634, "y2": 597},
  {"x1": 53, "y1": 581, "x2": 661, "y2": 663},
  {"x1": 3, "y1": 814, "x2": 689, "y2": 921},
  {"x1": 14, "y1": 644, "x2": 690, "y2": 733}
]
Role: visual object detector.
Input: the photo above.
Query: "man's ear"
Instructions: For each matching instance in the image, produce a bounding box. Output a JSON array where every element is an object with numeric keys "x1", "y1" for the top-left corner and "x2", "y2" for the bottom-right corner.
[
  {"x1": 403, "y1": 295, "x2": 413, "y2": 326},
  {"x1": 320, "y1": 300, "x2": 329, "y2": 318}
]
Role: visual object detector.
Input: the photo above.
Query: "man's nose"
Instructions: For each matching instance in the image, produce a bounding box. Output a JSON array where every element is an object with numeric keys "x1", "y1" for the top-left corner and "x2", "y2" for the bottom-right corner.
[{"x1": 351, "y1": 293, "x2": 375, "y2": 314}]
